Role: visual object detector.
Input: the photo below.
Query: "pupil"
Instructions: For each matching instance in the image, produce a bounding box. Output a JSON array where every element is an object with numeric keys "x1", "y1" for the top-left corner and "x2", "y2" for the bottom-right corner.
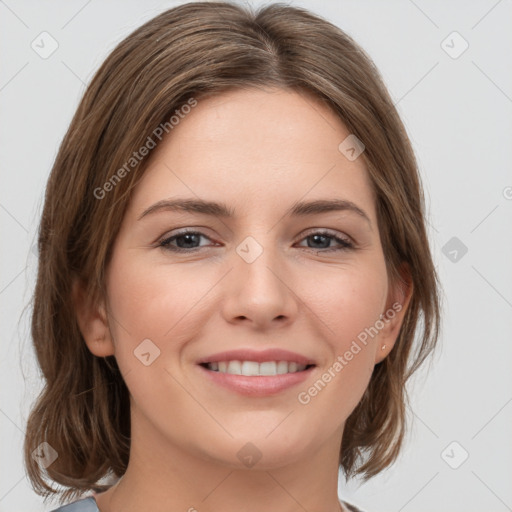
[
  {"x1": 310, "y1": 234, "x2": 329, "y2": 249},
  {"x1": 178, "y1": 233, "x2": 199, "y2": 248}
]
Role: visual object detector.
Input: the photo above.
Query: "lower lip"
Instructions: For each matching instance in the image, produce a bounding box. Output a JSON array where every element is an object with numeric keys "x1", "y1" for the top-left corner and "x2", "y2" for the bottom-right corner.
[{"x1": 197, "y1": 364, "x2": 315, "y2": 397}]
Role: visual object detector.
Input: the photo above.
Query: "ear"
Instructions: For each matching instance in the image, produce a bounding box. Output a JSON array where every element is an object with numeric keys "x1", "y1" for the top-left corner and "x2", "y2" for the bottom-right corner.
[
  {"x1": 374, "y1": 263, "x2": 413, "y2": 364},
  {"x1": 71, "y1": 277, "x2": 115, "y2": 357}
]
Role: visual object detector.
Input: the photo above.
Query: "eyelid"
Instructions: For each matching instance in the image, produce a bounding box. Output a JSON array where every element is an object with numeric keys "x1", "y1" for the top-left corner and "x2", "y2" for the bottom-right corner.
[
  {"x1": 158, "y1": 226, "x2": 353, "y2": 242},
  {"x1": 157, "y1": 229, "x2": 215, "y2": 249},
  {"x1": 157, "y1": 227, "x2": 356, "y2": 253},
  {"x1": 298, "y1": 227, "x2": 353, "y2": 244}
]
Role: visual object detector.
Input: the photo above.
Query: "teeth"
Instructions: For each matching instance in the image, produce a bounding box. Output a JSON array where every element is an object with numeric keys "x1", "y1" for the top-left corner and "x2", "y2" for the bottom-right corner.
[
  {"x1": 205, "y1": 360, "x2": 308, "y2": 376},
  {"x1": 228, "y1": 361, "x2": 242, "y2": 375},
  {"x1": 241, "y1": 361, "x2": 259, "y2": 376},
  {"x1": 259, "y1": 361, "x2": 276, "y2": 375},
  {"x1": 276, "y1": 361, "x2": 289, "y2": 374}
]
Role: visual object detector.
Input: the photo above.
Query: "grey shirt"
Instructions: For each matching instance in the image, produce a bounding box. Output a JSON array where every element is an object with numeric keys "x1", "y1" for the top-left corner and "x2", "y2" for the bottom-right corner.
[{"x1": 50, "y1": 495, "x2": 366, "y2": 512}]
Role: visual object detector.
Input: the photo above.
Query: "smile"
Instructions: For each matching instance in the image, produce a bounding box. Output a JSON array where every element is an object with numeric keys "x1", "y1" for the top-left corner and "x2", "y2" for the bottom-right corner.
[
  {"x1": 201, "y1": 360, "x2": 312, "y2": 376},
  {"x1": 197, "y1": 361, "x2": 316, "y2": 397}
]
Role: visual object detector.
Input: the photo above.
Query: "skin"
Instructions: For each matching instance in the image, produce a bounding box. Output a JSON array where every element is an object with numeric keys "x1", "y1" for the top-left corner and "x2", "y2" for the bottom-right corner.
[{"x1": 74, "y1": 87, "x2": 412, "y2": 512}]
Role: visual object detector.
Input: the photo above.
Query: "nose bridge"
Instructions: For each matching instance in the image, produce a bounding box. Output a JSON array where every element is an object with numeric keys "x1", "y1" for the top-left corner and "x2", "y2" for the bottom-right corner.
[
  {"x1": 235, "y1": 233, "x2": 283, "y2": 294},
  {"x1": 224, "y1": 231, "x2": 296, "y2": 325}
]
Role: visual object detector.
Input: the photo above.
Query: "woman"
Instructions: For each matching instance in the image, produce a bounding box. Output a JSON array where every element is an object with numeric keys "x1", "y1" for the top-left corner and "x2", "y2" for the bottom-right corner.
[{"x1": 24, "y1": 2, "x2": 441, "y2": 511}]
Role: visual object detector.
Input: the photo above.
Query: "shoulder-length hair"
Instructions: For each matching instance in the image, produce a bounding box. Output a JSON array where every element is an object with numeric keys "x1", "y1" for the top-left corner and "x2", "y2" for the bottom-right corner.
[{"x1": 24, "y1": 1, "x2": 442, "y2": 504}]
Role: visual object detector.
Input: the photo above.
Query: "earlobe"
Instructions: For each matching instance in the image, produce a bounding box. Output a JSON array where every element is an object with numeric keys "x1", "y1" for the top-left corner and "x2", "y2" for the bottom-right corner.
[
  {"x1": 71, "y1": 277, "x2": 115, "y2": 357},
  {"x1": 374, "y1": 263, "x2": 414, "y2": 364}
]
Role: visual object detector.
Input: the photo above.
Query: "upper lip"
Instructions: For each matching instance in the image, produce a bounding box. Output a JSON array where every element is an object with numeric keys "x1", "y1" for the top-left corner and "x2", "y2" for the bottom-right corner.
[{"x1": 197, "y1": 348, "x2": 316, "y2": 366}]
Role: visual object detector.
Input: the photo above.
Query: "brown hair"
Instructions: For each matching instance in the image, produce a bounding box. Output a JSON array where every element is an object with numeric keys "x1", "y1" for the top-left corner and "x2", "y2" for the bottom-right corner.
[{"x1": 24, "y1": 1, "x2": 442, "y2": 505}]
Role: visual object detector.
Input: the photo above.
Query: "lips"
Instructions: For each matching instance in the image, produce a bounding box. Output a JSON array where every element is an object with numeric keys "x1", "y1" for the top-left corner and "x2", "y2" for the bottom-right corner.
[
  {"x1": 195, "y1": 348, "x2": 316, "y2": 397},
  {"x1": 196, "y1": 348, "x2": 316, "y2": 366}
]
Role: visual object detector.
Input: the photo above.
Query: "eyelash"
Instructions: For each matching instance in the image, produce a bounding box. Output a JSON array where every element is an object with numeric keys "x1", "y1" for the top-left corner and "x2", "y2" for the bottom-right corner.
[{"x1": 157, "y1": 229, "x2": 355, "y2": 253}]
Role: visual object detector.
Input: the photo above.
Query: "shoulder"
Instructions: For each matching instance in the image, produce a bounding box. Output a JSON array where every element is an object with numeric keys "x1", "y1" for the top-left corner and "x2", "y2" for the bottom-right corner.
[
  {"x1": 341, "y1": 499, "x2": 367, "y2": 512},
  {"x1": 50, "y1": 495, "x2": 363, "y2": 512},
  {"x1": 49, "y1": 496, "x2": 99, "y2": 511}
]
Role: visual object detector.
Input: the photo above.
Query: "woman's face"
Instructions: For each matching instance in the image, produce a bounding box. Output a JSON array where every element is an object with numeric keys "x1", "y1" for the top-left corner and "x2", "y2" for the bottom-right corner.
[{"x1": 90, "y1": 87, "x2": 408, "y2": 470}]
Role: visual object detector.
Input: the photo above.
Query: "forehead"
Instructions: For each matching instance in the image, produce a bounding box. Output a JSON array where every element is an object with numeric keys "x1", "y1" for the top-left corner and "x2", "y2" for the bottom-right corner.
[{"x1": 127, "y1": 87, "x2": 376, "y2": 223}]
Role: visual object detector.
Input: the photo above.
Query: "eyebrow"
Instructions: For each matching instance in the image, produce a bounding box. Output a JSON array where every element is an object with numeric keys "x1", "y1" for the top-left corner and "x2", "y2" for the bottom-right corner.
[{"x1": 137, "y1": 197, "x2": 372, "y2": 226}]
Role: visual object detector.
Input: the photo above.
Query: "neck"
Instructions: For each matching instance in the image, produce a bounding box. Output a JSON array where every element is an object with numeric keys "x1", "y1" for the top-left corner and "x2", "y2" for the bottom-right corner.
[{"x1": 95, "y1": 411, "x2": 346, "y2": 512}]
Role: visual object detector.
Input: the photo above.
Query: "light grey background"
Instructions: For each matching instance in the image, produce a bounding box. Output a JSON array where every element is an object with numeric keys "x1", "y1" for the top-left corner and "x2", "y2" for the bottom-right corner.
[{"x1": 1, "y1": 1, "x2": 511, "y2": 511}]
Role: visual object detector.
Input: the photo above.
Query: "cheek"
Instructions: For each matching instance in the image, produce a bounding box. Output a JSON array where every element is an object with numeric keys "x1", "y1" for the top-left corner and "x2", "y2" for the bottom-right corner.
[
  {"x1": 103, "y1": 252, "x2": 209, "y2": 420},
  {"x1": 293, "y1": 259, "x2": 387, "y2": 412},
  {"x1": 300, "y1": 256, "x2": 388, "y2": 350},
  {"x1": 104, "y1": 250, "x2": 203, "y2": 368}
]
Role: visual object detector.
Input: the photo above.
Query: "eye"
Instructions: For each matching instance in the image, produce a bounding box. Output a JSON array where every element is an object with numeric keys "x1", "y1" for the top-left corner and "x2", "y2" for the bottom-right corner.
[
  {"x1": 295, "y1": 230, "x2": 354, "y2": 252},
  {"x1": 158, "y1": 230, "x2": 213, "y2": 252},
  {"x1": 157, "y1": 229, "x2": 355, "y2": 253}
]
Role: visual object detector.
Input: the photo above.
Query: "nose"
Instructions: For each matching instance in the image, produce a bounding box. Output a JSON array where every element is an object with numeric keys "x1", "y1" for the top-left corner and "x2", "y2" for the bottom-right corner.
[{"x1": 221, "y1": 238, "x2": 299, "y2": 331}]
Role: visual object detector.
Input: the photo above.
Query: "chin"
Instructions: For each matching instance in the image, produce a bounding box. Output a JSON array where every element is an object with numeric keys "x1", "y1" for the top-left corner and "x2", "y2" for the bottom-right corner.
[{"x1": 201, "y1": 433, "x2": 311, "y2": 470}]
